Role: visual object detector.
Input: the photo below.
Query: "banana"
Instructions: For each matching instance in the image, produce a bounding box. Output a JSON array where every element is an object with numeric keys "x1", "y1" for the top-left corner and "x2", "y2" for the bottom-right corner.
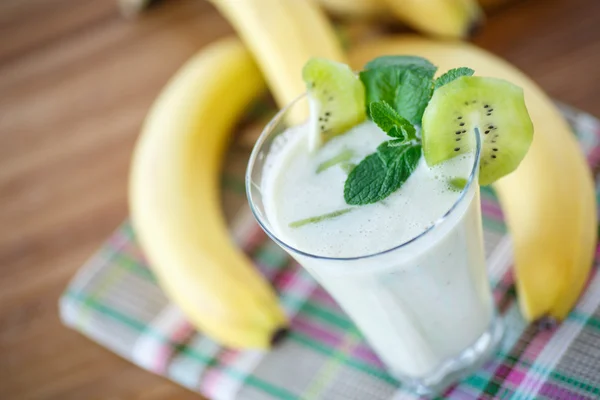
[
  {"x1": 209, "y1": 0, "x2": 346, "y2": 119},
  {"x1": 129, "y1": 37, "x2": 287, "y2": 349},
  {"x1": 383, "y1": 0, "x2": 484, "y2": 38},
  {"x1": 319, "y1": 0, "x2": 484, "y2": 39},
  {"x1": 318, "y1": 0, "x2": 484, "y2": 39},
  {"x1": 316, "y1": 0, "x2": 388, "y2": 19},
  {"x1": 349, "y1": 35, "x2": 597, "y2": 322}
]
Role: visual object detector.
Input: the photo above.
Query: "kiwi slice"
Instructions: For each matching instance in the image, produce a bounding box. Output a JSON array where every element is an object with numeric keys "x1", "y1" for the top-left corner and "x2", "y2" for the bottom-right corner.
[
  {"x1": 302, "y1": 58, "x2": 366, "y2": 151},
  {"x1": 422, "y1": 76, "x2": 533, "y2": 186}
]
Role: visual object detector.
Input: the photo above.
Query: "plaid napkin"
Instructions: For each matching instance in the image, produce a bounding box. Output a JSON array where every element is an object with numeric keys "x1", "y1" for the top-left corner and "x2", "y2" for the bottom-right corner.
[{"x1": 61, "y1": 103, "x2": 600, "y2": 400}]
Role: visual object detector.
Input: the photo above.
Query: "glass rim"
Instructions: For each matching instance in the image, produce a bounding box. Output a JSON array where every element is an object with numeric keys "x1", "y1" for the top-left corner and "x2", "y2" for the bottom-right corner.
[{"x1": 246, "y1": 93, "x2": 482, "y2": 261}]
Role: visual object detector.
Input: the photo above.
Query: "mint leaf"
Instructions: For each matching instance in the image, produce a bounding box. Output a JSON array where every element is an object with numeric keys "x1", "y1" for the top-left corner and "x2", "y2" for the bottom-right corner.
[
  {"x1": 316, "y1": 149, "x2": 354, "y2": 173},
  {"x1": 289, "y1": 208, "x2": 354, "y2": 228},
  {"x1": 395, "y1": 68, "x2": 435, "y2": 125},
  {"x1": 359, "y1": 68, "x2": 400, "y2": 115},
  {"x1": 344, "y1": 141, "x2": 421, "y2": 205},
  {"x1": 385, "y1": 138, "x2": 410, "y2": 148},
  {"x1": 343, "y1": 153, "x2": 385, "y2": 205},
  {"x1": 434, "y1": 67, "x2": 474, "y2": 89},
  {"x1": 360, "y1": 60, "x2": 436, "y2": 124},
  {"x1": 377, "y1": 140, "x2": 413, "y2": 165},
  {"x1": 369, "y1": 101, "x2": 416, "y2": 140}
]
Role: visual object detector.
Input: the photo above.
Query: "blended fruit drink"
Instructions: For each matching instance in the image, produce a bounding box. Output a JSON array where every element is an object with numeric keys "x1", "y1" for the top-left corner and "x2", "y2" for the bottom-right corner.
[
  {"x1": 247, "y1": 56, "x2": 533, "y2": 395},
  {"x1": 261, "y1": 120, "x2": 492, "y2": 378}
]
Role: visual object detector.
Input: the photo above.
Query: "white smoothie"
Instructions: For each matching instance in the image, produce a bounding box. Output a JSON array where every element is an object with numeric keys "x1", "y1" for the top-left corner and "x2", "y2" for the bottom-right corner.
[{"x1": 260, "y1": 121, "x2": 494, "y2": 379}]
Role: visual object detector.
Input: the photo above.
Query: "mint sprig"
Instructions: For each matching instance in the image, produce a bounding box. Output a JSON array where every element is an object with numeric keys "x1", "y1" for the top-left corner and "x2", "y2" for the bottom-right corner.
[
  {"x1": 359, "y1": 56, "x2": 437, "y2": 125},
  {"x1": 344, "y1": 141, "x2": 421, "y2": 205},
  {"x1": 342, "y1": 57, "x2": 473, "y2": 206},
  {"x1": 369, "y1": 101, "x2": 416, "y2": 141}
]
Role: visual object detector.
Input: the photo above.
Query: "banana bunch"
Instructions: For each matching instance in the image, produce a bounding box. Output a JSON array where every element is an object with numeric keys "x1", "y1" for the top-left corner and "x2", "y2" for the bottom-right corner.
[
  {"x1": 349, "y1": 36, "x2": 597, "y2": 322},
  {"x1": 131, "y1": 0, "x2": 594, "y2": 352},
  {"x1": 318, "y1": 0, "x2": 484, "y2": 38}
]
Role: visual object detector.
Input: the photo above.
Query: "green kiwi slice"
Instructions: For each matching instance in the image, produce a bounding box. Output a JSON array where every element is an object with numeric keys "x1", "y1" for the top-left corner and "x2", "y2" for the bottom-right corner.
[
  {"x1": 302, "y1": 58, "x2": 366, "y2": 151},
  {"x1": 422, "y1": 76, "x2": 533, "y2": 186}
]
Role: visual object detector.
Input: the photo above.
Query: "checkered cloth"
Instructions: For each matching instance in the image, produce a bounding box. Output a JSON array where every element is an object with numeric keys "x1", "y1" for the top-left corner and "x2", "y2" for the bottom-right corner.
[{"x1": 61, "y1": 103, "x2": 600, "y2": 400}]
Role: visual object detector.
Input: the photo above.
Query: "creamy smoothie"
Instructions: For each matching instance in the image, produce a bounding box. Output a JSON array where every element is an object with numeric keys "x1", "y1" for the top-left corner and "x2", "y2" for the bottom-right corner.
[
  {"x1": 248, "y1": 55, "x2": 532, "y2": 394},
  {"x1": 260, "y1": 120, "x2": 494, "y2": 379}
]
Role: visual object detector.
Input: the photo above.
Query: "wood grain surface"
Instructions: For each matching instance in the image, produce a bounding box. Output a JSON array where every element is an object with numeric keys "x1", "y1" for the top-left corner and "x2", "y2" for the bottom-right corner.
[{"x1": 1, "y1": 0, "x2": 599, "y2": 399}]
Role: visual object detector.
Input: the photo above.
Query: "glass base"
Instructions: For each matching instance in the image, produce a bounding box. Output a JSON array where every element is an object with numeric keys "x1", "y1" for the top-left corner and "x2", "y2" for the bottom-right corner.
[{"x1": 392, "y1": 317, "x2": 504, "y2": 397}]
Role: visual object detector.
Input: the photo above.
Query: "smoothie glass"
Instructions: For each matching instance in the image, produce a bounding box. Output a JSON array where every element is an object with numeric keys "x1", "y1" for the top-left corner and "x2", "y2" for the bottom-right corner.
[{"x1": 246, "y1": 95, "x2": 504, "y2": 396}]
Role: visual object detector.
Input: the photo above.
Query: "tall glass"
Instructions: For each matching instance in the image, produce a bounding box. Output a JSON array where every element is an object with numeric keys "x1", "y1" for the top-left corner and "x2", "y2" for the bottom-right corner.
[{"x1": 246, "y1": 95, "x2": 503, "y2": 396}]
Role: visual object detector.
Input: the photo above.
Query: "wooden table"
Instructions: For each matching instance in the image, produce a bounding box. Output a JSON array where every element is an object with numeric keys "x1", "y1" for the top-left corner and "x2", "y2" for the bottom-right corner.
[{"x1": 1, "y1": 0, "x2": 599, "y2": 398}]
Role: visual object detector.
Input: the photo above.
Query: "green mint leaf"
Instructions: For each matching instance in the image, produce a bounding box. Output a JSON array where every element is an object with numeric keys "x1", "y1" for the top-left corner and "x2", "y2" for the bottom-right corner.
[
  {"x1": 385, "y1": 138, "x2": 410, "y2": 148},
  {"x1": 359, "y1": 68, "x2": 399, "y2": 115},
  {"x1": 376, "y1": 140, "x2": 402, "y2": 166},
  {"x1": 343, "y1": 153, "x2": 386, "y2": 205},
  {"x1": 376, "y1": 140, "x2": 421, "y2": 170},
  {"x1": 344, "y1": 141, "x2": 422, "y2": 205},
  {"x1": 289, "y1": 208, "x2": 354, "y2": 228},
  {"x1": 369, "y1": 101, "x2": 416, "y2": 140},
  {"x1": 360, "y1": 61, "x2": 436, "y2": 125},
  {"x1": 316, "y1": 149, "x2": 354, "y2": 174},
  {"x1": 395, "y1": 67, "x2": 435, "y2": 125},
  {"x1": 377, "y1": 139, "x2": 412, "y2": 164},
  {"x1": 434, "y1": 67, "x2": 474, "y2": 89}
]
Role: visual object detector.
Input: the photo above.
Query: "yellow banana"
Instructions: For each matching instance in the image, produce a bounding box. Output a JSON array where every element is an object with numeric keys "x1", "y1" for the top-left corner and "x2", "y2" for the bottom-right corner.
[
  {"x1": 316, "y1": 0, "x2": 388, "y2": 19},
  {"x1": 129, "y1": 37, "x2": 287, "y2": 349},
  {"x1": 383, "y1": 0, "x2": 484, "y2": 38},
  {"x1": 209, "y1": 0, "x2": 346, "y2": 116},
  {"x1": 317, "y1": 0, "x2": 484, "y2": 39},
  {"x1": 349, "y1": 35, "x2": 596, "y2": 322}
]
